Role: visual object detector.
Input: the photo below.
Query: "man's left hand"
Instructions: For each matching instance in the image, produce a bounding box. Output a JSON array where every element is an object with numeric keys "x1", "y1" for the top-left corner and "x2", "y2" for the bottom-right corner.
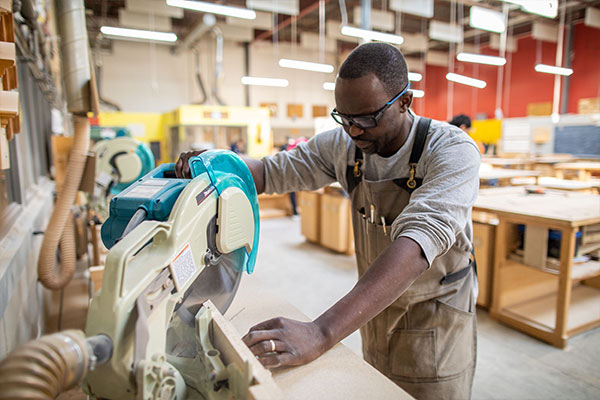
[{"x1": 242, "y1": 317, "x2": 329, "y2": 369}]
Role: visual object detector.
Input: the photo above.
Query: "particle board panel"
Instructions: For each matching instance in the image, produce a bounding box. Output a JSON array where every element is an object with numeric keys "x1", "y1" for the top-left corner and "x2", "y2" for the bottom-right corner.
[{"x1": 227, "y1": 277, "x2": 412, "y2": 400}]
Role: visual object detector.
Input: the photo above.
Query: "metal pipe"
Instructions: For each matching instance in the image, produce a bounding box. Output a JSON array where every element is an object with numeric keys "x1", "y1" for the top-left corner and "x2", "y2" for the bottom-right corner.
[
  {"x1": 212, "y1": 27, "x2": 225, "y2": 106},
  {"x1": 560, "y1": 8, "x2": 574, "y2": 115},
  {"x1": 243, "y1": 42, "x2": 250, "y2": 107},
  {"x1": 55, "y1": 0, "x2": 91, "y2": 114},
  {"x1": 552, "y1": 2, "x2": 566, "y2": 121}
]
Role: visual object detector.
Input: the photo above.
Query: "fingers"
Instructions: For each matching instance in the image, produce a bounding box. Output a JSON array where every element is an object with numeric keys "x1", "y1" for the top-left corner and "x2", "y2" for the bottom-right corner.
[
  {"x1": 249, "y1": 339, "x2": 286, "y2": 355},
  {"x1": 242, "y1": 329, "x2": 278, "y2": 347},
  {"x1": 256, "y1": 352, "x2": 295, "y2": 369}
]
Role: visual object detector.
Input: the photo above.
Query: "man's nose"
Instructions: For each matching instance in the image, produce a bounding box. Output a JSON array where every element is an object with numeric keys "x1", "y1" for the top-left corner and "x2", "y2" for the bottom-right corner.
[{"x1": 347, "y1": 123, "x2": 364, "y2": 138}]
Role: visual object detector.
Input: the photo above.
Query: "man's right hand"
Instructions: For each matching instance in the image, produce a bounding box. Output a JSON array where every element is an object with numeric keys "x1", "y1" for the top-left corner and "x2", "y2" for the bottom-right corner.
[{"x1": 175, "y1": 151, "x2": 204, "y2": 179}]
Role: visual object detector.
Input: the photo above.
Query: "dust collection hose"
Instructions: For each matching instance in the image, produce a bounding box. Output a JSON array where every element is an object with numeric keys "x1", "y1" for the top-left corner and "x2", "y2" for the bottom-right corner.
[
  {"x1": 0, "y1": 331, "x2": 112, "y2": 399},
  {"x1": 37, "y1": 116, "x2": 90, "y2": 290}
]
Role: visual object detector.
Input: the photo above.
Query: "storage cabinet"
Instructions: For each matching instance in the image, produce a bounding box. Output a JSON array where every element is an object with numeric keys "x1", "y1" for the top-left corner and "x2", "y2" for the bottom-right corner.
[{"x1": 474, "y1": 187, "x2": 600, "y2": 348}]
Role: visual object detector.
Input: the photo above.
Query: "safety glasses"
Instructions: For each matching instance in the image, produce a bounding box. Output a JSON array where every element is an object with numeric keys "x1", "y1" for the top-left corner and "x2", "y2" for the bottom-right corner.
[{"x1": 331, "y1": 83, "x2": 411, "y2": 129}]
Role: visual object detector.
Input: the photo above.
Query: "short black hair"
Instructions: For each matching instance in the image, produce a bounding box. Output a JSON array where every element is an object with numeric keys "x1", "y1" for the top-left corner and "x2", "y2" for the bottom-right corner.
[
  {"x1": 338, "y1": 43, "x2": 409, "y2": 97},
  {"x1": 449, "y1": 114, "x2": 472, "y2": 129}
]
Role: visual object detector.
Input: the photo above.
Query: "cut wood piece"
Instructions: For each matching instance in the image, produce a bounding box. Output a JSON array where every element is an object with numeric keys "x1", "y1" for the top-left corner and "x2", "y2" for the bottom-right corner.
[
  {"x1": 524, "y1": 224, "x2": 548, "y2": 269},
  {"x1": 0, "y1": 0, "x2": 10, "y2": 14},
  {"x1": 0, "y1": 40, "x2": 15, "y2": 76},
  {"x1": 204, "y1": 301, "x2": 282, "y2": 399}
]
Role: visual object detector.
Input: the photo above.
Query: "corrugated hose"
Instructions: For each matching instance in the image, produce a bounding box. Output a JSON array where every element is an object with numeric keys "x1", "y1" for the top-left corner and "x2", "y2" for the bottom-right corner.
[{"x1": 37, "y1": 116, "x2": 90, "y2": 290}]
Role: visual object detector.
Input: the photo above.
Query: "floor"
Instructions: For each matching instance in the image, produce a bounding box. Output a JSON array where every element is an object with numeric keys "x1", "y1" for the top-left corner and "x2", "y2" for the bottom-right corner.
[{"x1": 252, "y1": 216, "x2": 600, "y2": 400}]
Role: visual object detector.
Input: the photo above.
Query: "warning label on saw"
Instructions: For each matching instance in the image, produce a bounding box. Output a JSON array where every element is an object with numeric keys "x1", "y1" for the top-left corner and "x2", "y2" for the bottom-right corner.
[{"x1": 169, "y1": 243, "x2": 196, "y2": 291}]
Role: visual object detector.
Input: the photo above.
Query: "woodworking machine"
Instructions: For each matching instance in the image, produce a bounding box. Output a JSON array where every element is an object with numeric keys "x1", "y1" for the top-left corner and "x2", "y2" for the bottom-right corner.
[{"x1": 84, "y1": 150, "x2": 269, "y2": 399}]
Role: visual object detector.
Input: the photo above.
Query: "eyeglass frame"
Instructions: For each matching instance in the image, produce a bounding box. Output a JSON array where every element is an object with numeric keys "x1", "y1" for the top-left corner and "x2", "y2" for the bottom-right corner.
[{"x1": 330, "y1": 83, "x2": 411, "y2": 129}]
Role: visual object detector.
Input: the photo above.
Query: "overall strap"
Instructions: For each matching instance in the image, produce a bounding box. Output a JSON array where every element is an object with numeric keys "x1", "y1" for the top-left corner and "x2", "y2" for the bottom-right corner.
[
  {"x1": 346, "y1": 147, "x2": 363, "y2": 193},
  {"x1": 393, "y1": 117, "x2": 431, "y2": 194}
]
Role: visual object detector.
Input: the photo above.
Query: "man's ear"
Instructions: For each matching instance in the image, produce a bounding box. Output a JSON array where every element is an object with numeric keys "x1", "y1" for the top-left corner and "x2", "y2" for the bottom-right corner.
[{"x1": 398, "y1": 92, "x2": 413, "y2": 113}]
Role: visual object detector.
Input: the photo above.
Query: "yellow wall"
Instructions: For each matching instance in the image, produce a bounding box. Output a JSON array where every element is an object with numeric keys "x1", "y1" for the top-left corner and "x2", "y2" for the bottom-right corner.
[{"x1": 97, "y1": 112, "x2": 166, "y2": 162}]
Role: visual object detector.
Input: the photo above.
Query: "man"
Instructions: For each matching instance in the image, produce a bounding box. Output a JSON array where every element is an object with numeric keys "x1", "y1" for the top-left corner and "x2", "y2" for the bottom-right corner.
[
  {"x1": 449, "y1": 114, "x2": 472, "y2": 133},
  {"x1": 176, "y1": 43, "x2": 480, "y2": 399}
]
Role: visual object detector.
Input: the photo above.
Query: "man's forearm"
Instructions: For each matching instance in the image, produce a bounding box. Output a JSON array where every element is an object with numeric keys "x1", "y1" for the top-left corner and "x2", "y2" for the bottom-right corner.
[
  {"x1": 240, "y1": 156, "x2": 265, "y2": 194},
  {"x1": 314, "y1": 236, "x2": 428, "y2": 350}
]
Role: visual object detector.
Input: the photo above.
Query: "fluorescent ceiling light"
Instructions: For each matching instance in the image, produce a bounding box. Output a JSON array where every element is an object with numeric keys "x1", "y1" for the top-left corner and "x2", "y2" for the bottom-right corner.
[
  {"x1": 409, "y1": 89, "x2": 425, "y2": 98},
  {"x1": 279, "y1": 59, "x2": 334, "y2": 73},
  {"x1": 500, "y1": 1, "x2": 558, "y2": 19},
  {"x1": 446, "y1": 72, "x2": 487, "y2": 89},
  {"x1": 167, "y1": 0, "x2": 256, "y2": 20},
  {"x1": 100, "y1": 26, "x2": 177, "y2": 42},
  {"x1": 323, "y1": 82, "x2": 336, "y2": 91},
  {"x1": 341, "y1": 25, "x2": 404, "y2": 45},
  {"x1": 408, "y1": 72, "x2": 422, "y2": 82},
  {"x1": 457, "y1": 52, "x2": 506, "y2": 66},
  {"x1": 241, "y1": 76, "x2": 289, "y2": 87},
  {"x1": 469, "y1": 6, "x2": 506, "y2": 33},
  {"x1": 534, "y1": 64, "x2": 573, "y2": 76}
]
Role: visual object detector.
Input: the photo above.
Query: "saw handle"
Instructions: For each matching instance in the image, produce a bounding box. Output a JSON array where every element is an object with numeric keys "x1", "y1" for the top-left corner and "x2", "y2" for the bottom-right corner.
[{"x1": 102, "y1": 220, "x2": 170, "y2": 301}]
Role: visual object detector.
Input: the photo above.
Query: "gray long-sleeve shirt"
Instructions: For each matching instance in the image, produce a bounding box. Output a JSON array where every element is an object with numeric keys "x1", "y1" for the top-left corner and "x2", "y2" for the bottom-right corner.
[{"x1": 261, "y1": 114, "x2": 481, "y2": 266}]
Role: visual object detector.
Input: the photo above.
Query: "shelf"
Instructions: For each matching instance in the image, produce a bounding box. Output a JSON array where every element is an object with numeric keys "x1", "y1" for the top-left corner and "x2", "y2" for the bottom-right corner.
[
  {"x1": 507, "y1": 253, "x2": 600, "y2": 281},
  {"x1": 501, "y1": 284, "x2": 600, "y2": 333}
]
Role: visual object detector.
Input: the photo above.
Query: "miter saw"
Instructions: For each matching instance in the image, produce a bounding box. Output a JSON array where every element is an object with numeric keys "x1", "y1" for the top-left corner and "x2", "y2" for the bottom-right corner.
[
  {"x1": 82, "y1": 150, "x2": 270, "y2": 399},
  {"x1": 92, "y1": 137, "x2": 155, "y2": 218}
]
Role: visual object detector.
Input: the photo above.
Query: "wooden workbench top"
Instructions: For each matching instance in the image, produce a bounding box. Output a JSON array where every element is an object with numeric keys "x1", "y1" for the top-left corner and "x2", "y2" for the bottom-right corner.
[
  {"x1": 475, "y1": 187, "x2": 600, "y2": 226},
  {"x1": 226, "y1": 276, "x2": 412, "y2": 400}
]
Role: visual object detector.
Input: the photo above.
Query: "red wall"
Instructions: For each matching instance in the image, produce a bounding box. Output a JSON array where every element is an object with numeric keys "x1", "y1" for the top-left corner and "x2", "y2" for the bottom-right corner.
[{"x1": 410, "y1": 22, "x2": 600, "y2": 121}]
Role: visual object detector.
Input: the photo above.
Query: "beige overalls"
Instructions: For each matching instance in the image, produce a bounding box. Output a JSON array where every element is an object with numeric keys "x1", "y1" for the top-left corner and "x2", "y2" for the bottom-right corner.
[{"x1": 346, "y1": 118, "x2": 477, "y2": 400}]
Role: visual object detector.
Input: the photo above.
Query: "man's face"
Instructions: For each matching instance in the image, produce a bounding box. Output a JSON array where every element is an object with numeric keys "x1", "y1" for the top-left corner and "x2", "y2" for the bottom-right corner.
[{"x1": 334, "y1": 74, "x2": 410, "y2": 157}]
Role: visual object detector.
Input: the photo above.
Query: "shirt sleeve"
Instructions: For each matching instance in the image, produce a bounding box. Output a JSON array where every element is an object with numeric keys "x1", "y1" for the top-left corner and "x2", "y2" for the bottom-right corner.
[
  {"x1": 390, "y1": 135, "x2": 481, "y2": 266},
  {"x1": 261, "y1": 130, "x2": 342, "y2": 194}
]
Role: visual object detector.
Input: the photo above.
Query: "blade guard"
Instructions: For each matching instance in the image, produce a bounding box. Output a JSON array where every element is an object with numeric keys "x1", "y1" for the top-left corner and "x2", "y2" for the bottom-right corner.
[{"x1": 189, "y1": 150, "x2": 260, "y2": 274}]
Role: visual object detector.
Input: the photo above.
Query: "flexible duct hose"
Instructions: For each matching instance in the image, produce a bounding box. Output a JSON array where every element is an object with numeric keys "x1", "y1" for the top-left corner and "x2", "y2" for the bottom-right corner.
[
  {"x1": 0, "y1": 330, "x2": 89, "y2": 399},
  {"x1": 38, "y1": 117, "x2": 90, "y2": 290}
]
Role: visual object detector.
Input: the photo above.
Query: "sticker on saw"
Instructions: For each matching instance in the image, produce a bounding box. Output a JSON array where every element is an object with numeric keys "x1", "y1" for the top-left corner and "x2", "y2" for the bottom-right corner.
[{"x1": 169, "y1": 243, "x2": 197, "y2": 292}]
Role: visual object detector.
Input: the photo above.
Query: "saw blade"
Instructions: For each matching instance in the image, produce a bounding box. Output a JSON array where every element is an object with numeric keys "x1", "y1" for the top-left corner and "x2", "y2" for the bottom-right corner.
[
  {"x1": 180, "y1": 246, "x2": 245, "y2": 316},
  {"x1": 166, "y1": 247, "x2": 245, "y2": 358}
]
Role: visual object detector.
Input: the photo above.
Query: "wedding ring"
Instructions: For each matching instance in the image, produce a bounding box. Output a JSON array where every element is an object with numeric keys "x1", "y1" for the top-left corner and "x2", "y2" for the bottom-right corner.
[{"x1": 269, "y1": 339, "x2": 276, "y2": 352}]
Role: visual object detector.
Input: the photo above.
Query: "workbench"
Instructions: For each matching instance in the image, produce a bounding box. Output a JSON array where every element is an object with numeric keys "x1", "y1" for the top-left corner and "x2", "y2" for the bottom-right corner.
[
  {"x1": 474, "y1": 187, "x2": 600, "y2": 348},
  {"x1": 226, "y1": 276, "x2": 412, "y2": 399},
  {"x1": 479, "y1": 166, "x2": 540, "y2": 187},
  {"x1": 554, "y1": 162, "x2": 600, "y2": 181}
]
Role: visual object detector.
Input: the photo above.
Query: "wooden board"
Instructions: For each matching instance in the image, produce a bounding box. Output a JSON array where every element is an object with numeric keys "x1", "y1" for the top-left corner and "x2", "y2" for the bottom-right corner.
[
  {"x1": 226, "y1": 277, "x2": 412, "y2": 400},
  {"x1": 523, "y1": 225, "x2": 548, "y2": 269}
]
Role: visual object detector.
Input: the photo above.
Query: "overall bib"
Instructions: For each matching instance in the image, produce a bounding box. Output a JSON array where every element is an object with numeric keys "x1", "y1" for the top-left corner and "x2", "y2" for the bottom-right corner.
[{"x1": 346, "y1": 118, "x2": 477, "y2": 400}]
